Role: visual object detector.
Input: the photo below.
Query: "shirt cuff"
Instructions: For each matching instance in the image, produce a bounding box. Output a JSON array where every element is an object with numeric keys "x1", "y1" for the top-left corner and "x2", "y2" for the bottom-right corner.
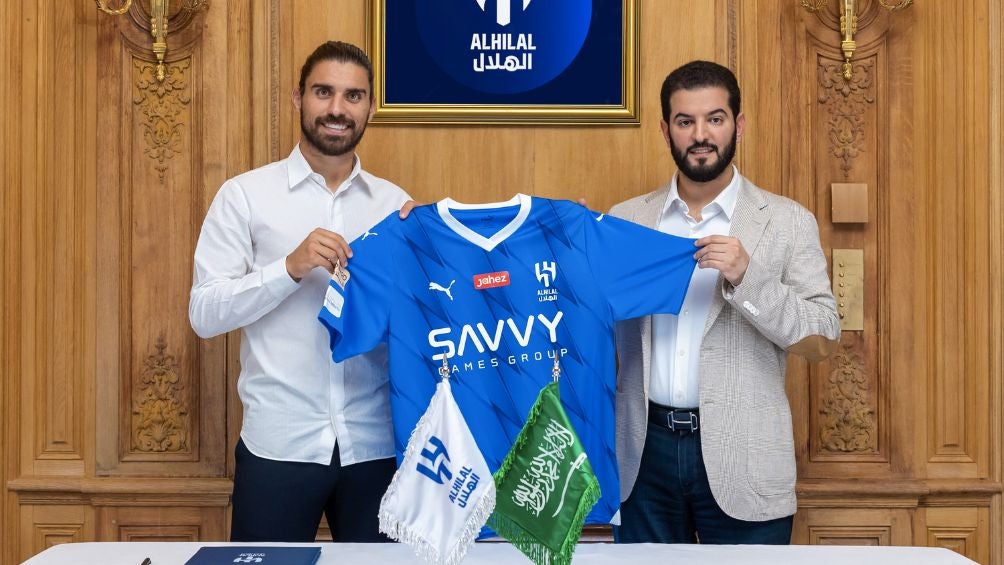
[{"x1": 261, "y1": 256, "x2": 301, "y2": 299}]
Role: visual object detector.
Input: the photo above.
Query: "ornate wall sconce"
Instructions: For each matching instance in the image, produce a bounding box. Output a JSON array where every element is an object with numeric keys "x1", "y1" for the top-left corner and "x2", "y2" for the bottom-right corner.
[
  {"x1": 95, "y1": 0, "x2": 209, "y2": 82},
  {"x1": 800, "y1": 0, "x2": 912, "y2": 81}
]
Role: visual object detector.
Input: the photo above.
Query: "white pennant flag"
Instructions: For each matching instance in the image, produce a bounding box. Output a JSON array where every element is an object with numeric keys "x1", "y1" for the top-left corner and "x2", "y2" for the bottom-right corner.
[{"x1": 379, "y1": 377, "x2": 496, "y2": 565}]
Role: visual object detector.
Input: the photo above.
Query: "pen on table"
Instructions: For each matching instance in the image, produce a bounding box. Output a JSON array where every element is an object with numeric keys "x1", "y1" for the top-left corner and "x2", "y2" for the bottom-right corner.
[{"x1": 140, "y1": 558, "x2": 151, "y2": 565}]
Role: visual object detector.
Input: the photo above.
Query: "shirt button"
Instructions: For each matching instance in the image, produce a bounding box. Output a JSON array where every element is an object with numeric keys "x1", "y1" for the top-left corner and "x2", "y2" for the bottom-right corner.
[{"x1": 678, "y1": 351, "x2": 685, "y2": 357}]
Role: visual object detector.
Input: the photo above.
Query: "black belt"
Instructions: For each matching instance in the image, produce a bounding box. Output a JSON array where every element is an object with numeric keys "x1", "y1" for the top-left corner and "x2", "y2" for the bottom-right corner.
[{"x1": 649, "y1": 401, "x2": 699, "y2": 432}]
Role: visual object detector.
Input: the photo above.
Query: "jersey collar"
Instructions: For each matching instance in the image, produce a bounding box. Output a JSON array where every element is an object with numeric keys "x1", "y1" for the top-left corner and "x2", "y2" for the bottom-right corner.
[{"x1": 436, "y1": 193, "x2": 532, "y2": 252}]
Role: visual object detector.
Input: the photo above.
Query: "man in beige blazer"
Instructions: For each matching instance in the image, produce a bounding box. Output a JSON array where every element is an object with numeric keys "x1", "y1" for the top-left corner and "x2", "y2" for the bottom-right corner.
[{"x1": 611, "y1": 61, "x2": 840, "y2": 544}]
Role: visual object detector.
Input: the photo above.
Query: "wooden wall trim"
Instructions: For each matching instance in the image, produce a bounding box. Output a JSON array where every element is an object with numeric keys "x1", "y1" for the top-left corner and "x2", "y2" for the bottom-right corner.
[
  {"x1": 797, "y1": 479, "x2": 1003, "y2": 507},
  {"x1": 988, "y1": 0, "x2": 1004, "y2": 562},
  {"x1": 0, "y1": 0, "x2": 20, "y2": 561},
  {"x1": 8, "y1": 477, "x2": 232, "y2": 496}
]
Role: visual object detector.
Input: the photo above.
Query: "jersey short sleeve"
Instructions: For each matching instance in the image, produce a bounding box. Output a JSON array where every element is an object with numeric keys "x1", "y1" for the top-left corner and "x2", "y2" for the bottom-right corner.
[
  {"x1": 318, "y1": 212, "x2": 398, "y2": 362},
  {"x1": 580, "y1": 206, "x2": 697, "y2": 320}
]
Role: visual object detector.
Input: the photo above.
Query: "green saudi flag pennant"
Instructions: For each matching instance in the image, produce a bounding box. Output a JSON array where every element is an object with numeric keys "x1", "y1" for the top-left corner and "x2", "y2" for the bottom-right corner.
[{"x1": 488, "y1": 381, "x2": 601, "y2": 565}]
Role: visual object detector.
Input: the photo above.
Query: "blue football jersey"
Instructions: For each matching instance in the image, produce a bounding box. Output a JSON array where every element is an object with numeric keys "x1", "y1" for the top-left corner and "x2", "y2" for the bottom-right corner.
[{"x1": 318, "y1": 194, "x2": 697, "y2": 524}]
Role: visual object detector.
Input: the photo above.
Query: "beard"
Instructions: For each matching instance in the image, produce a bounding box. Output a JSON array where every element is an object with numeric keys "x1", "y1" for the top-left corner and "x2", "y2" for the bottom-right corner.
[
  {"x1": 300, "y1": 111, "x2": 368, "y2": 157},
  {"x1": 670, "y1": 128, "x2": 737, "y2": 183}
]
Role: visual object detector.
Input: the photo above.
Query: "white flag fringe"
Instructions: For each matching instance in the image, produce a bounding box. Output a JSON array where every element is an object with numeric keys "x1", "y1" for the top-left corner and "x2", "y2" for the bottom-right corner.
[{"x1": 379, "y1": 378, "x2": 495, "y2": 565}]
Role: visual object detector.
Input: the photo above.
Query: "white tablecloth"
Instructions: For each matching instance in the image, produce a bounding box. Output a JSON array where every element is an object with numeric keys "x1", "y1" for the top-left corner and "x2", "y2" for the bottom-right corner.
[{"x1": 22, "y1": 541, "x2": 978, "y2": 565}]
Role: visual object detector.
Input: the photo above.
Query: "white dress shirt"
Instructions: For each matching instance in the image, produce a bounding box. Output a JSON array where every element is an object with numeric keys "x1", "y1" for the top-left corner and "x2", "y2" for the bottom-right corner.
[
  {"x1": 189, "y1": 144, "x2": 411, "y2": 465},
  {"x1": 649, "y1": 166, "x2": 740, "y2": 408}
]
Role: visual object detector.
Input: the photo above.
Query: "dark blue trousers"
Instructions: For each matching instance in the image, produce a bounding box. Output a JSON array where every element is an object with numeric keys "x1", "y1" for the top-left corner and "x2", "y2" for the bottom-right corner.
[
  {"x1": 230, "y1": 439, "x2": 396, "y2": 542},
  {"x1": 615, "y1": 422, "x2": 793, "y2": 544}
]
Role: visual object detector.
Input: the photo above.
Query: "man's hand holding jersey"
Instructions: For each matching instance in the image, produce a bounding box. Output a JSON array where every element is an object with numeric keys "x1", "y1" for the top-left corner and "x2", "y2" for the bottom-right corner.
[{"x1": 285, "y1": 200, "x2": 421, "y2": 282}]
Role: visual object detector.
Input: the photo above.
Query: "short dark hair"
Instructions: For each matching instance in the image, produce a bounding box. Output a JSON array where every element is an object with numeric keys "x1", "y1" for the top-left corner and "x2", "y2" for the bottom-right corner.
[
  {"x1": 298, "y1": 41, "x2": 374, "y2": 98},
  {"x1": 660, "y1": 60, "x2": 740, "y2": 122}
]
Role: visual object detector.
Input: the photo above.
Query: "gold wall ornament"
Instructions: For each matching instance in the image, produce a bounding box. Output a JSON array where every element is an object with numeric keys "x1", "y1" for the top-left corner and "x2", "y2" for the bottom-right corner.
[
  {"x1": 799, "y1": 0, "x2": 913, "y2": 81},
  {"x1": 131, "y1": 334, "x2": 190, "y2": 453},
  {"x1": 877, "y1": 0, "x2": 912, "y2": 9},
  {"x1": 96, "y1": 0, "x2": 208, "y2": 82},
  {"x1": 95, "y1": 0, "x2": 133, "y2": 16}
]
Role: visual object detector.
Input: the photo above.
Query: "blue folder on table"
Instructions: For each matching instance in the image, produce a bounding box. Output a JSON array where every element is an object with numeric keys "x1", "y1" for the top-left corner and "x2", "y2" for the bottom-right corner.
[{"x1": 184, "y1": 546, "x2": 321, "y2": 565}]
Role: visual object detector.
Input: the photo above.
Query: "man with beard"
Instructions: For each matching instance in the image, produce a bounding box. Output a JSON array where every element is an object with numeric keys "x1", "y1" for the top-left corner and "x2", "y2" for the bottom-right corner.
[
  {"x1": 190, "y1": 41, "x2": 414, "y2": 542},
  {"x1": 609, "y1": 60, "x2": 840, "y2": 544}
]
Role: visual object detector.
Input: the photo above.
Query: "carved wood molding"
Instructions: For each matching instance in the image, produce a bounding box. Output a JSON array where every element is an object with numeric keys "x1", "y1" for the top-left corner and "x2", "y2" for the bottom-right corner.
[
  {"x1": 117, "y1": 525, "x2": 202, "y2": 542},
  {"x1": 33, "y1": 524, "x2": 84, "y2": 549},
  {"x1": 926, "y1": 527, "x2": 975, "y2": 556},
  {"x1": 726, "y1": 0, "x2": 737, "y2": 72},
  {"x1": 9, "y1": 477, "x2": 232, "y2": 506},
  {"x1": 130, "y1": 334, "x2": 191, "y2": 454},
  {"x1": 97, "y1": 505, "x2": 226, "y2": 543},
  {"x1": 132, "y1": 57, "x2": 192, "y2": 182},
  {"x1": 817, "y1": 55, "x2": 876, "y2": 178},
  {"x1": 809, "y1": 525, "x2": 891, "y2": 545},
  {"x1": 990, "y1": 0, "x2": 1004, "y2": 564},
  {"x1": 269, "y1": 0, "x2": 280, "y2": 161},
  {"x1": 819, "y1": 339, "x2": 878, "y2": 454},
  {"x1": 796, "y1": 478, "x2": 1002, "y2": 508}
]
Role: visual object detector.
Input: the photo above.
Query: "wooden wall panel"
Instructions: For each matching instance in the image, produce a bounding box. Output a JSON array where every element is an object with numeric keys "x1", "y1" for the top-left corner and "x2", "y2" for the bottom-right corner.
[
  {"x1": 0, "y1": 0, "x2": 18, "y2": 560},
  {"x1": 17, "y1": 505, "x2": 91, "y2": 564},
  {"x1": 794, "y1": 507, "x2": 913, "y2": 546},
  {"x1": 923, "y1": 507, "x2": 988, "y2": 564},
  {"x1": 16, "y1": 0, "x2": 90, "y2": 479},
  {"x1": 731, "y1": 0, "x2": 782, "y2": 192},
  {"x1": 917, "y1": 0, "x2": 991, "y2": 478},
  {"x1": 93, "y1": 0, "x2": 227, "y2": 477},
  {"x1": 779, "y1": 1, "x2": 901, "y2": 479},
  {"x1": 96, "y1": 506, "x2": 225, "y2": 542}
]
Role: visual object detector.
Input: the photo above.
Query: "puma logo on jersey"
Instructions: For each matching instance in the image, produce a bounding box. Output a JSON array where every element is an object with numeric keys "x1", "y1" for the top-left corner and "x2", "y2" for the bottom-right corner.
[
  {"x1": 362, "y1": 230, "x2": 378, "y2": 240},
  {"x1": 595, "y1": 213, "x2": 605, "y2": 221},
  {"x1": 429, "y1": 280, "x2": 456, "y2": 301}
]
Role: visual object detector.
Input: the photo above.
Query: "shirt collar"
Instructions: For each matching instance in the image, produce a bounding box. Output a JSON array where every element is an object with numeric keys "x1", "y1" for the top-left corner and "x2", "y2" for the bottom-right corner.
[
  {"x1": 665, "y1": 164, "x2": 741, "y2": 221},
  {"x1": 286, "y1": 143, "x2": 368, "y2": 194}
]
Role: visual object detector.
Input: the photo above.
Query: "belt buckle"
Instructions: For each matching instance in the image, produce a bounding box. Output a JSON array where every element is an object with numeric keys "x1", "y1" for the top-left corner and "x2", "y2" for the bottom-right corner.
[{"x1": 667, "y1": 410, "x2": 698, "y2": 432}]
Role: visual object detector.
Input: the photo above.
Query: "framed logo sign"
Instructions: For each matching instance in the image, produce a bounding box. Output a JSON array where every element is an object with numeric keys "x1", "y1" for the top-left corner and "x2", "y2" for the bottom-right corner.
[{"x1": 368, "y1": 0, "x2": 639, "y2": 124}]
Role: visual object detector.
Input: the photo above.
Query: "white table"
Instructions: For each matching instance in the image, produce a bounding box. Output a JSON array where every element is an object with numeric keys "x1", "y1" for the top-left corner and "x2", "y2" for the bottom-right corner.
[{"x1": 22, "y1": 541, "x2": 978, "y2": 565}]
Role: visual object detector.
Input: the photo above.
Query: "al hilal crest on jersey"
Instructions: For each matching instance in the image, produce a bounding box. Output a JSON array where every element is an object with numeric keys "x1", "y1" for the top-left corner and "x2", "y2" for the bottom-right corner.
[{"x1": 319, "y1": 194, "x2": 697, "y2": 524}]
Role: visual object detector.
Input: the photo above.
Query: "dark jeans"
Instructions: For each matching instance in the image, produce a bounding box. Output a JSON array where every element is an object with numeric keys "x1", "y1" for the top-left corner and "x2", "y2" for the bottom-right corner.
[
  {"x1": 230, "y1": 438, "x2": 396, "y2": 542},
  {"x1": 615, "y1": 422, "x2": 793, "y2": 544}
]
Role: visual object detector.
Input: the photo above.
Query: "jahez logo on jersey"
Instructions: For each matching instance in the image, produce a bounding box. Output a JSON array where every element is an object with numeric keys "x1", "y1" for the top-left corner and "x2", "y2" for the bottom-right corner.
[{"x1": 474, "y1": 271, "x2": 510, "y2": 290}]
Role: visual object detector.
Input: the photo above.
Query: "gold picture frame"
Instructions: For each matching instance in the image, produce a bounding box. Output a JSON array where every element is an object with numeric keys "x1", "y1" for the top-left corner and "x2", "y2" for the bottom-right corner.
[{"x1": 367, "y1": 0, "x2": 639, "y2": 125}]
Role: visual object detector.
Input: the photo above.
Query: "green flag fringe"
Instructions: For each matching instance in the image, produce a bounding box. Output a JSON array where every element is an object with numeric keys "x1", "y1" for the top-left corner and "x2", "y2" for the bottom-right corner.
[{"x1": 487, "y1": 479, "x2": 599, "y2": 565}]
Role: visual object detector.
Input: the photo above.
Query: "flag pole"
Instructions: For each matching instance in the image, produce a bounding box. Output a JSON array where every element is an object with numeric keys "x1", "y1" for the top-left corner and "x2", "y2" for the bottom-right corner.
[
  {"x1": 552, "y1": 350, "x2": 560, "y2": 383},
  {"x1": 440, "y1": 351, "x2": 451, "y2": 381}
]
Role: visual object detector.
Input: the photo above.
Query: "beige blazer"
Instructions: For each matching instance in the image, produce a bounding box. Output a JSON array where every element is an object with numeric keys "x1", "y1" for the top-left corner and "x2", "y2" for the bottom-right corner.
[{"x1": 610, "y1": 175, "x2": 840, "y2": 522}]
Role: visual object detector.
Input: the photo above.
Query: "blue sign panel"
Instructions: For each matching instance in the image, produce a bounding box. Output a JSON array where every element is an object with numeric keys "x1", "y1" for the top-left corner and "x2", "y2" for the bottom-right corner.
[{"x1": 384, "y1": 0, "x2": 624, "y2": 106}]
